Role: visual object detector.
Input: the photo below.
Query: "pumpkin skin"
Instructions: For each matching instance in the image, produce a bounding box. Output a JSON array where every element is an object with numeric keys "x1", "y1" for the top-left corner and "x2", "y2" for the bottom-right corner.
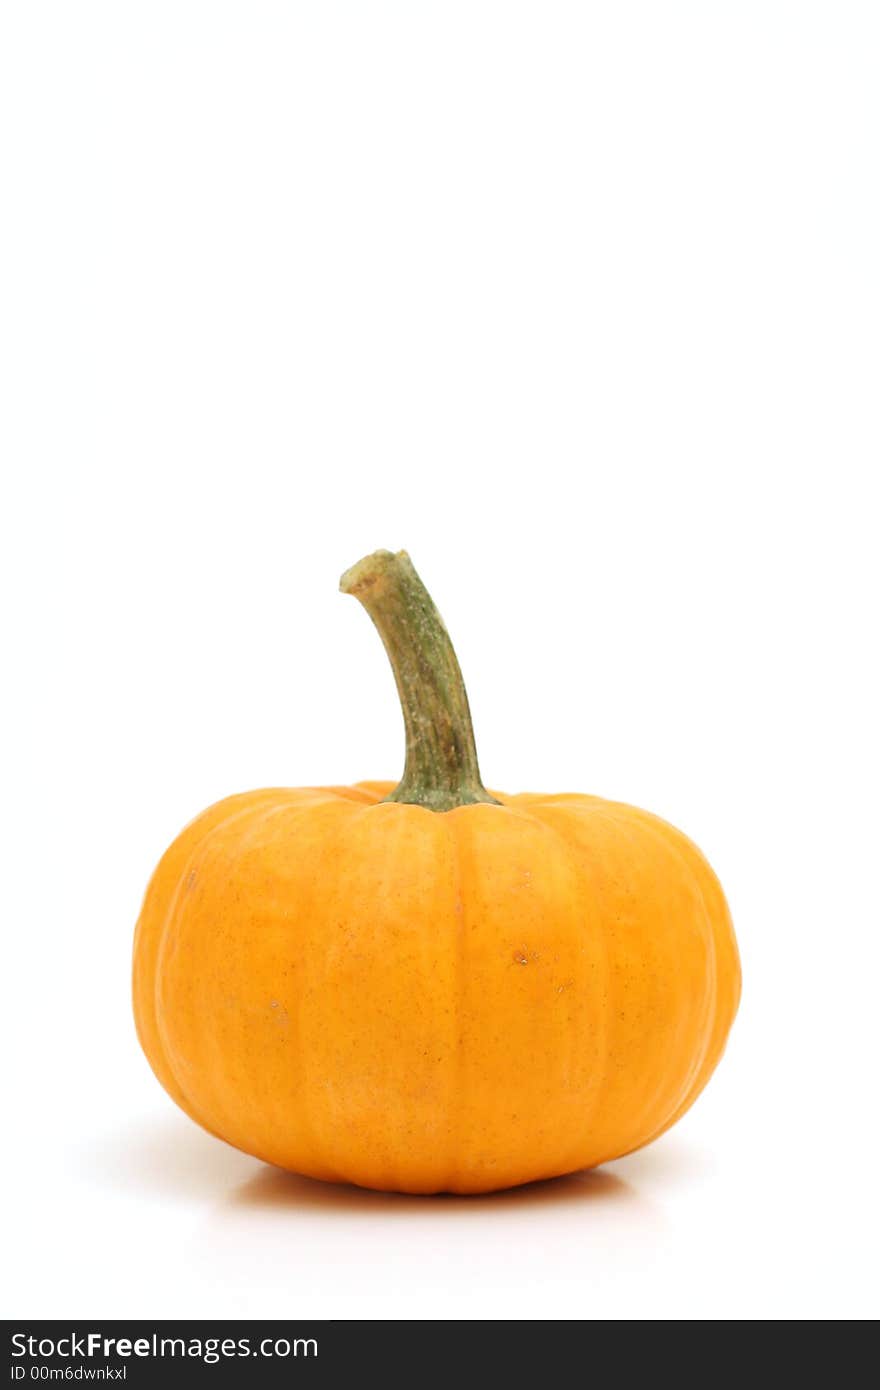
[{"x1": 133, "y1": 780, "x2": 740, "y2": 1195}]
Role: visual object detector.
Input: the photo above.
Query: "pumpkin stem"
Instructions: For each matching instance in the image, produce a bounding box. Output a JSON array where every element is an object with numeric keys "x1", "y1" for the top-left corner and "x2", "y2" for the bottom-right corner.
[{"x1": 340, "y1": 550, "x2": 500, "y2": 812}]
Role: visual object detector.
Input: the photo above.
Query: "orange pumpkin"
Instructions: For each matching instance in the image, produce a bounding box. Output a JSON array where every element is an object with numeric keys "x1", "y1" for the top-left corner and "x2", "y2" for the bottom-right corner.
[{"x1": 133, "y1": 549, "x2": 740, "y2": 1194}]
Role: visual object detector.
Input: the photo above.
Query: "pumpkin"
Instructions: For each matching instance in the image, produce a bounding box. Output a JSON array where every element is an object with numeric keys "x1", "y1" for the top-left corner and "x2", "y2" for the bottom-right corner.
[{"x1": 133, "y1": 549, "x2": 740, "y2": 1194}]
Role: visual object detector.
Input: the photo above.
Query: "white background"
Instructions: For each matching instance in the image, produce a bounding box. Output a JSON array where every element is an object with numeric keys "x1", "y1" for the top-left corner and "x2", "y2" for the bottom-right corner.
[{"x1": 2, "y1": 3, "x2": 878, "y2": 1321}]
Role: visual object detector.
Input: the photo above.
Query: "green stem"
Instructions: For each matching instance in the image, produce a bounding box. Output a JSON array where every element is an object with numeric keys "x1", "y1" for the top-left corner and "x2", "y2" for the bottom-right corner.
[{"x1": 340, "y1": 549, "x2": 499, "y2": 812}]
